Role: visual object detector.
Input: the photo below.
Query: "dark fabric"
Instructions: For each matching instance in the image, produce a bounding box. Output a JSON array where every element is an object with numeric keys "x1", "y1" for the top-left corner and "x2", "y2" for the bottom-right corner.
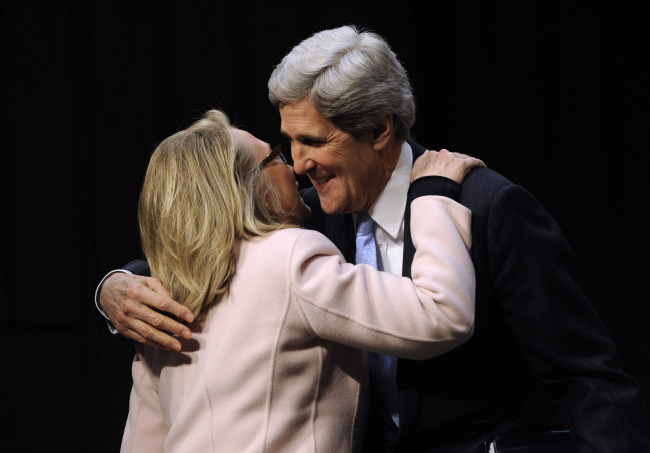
[
  {"x1": 408, "y1": 175, "x2": 461, "y2": 201},
  {"x1": 122, "y1": 260, "x2": 152, "y2": 277},
  {"x1": 304, "y1": 141, "x2": 650, "y2": 453}
]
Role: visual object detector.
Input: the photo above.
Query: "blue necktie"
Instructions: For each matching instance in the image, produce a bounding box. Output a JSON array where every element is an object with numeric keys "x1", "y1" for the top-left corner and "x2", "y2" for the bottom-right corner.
[{"x1": 355, "y1": 212, "x2": 400, "y2": 427}]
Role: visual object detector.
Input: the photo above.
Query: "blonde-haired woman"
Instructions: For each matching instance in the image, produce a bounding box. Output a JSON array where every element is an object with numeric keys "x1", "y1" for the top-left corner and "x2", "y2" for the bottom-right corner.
[{"x1": 121, "y1": 109, "x2": 482, "y2": 452}]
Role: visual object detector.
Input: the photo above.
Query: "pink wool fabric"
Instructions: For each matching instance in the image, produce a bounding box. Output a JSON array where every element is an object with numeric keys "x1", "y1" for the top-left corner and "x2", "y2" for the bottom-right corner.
[{"x1": 121, "y1": 196, "x2": 475, "y2": 453}]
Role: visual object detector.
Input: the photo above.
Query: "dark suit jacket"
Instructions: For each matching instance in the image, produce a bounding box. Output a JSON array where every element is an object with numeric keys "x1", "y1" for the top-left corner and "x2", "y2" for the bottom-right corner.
[{"x1": 301, "y1": 140, "x2": 650, "y2": 453}]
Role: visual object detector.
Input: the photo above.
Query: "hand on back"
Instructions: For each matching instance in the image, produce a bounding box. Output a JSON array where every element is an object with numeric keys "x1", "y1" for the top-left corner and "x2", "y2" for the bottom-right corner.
[{"x1": 100, "y1": 273, "x2": 194, "y2": 351}]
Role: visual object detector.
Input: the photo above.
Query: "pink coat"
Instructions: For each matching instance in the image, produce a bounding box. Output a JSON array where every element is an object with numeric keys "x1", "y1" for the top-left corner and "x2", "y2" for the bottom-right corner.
[{"x1": 121, "y1": 196, "x2": 475, "y2": 452}]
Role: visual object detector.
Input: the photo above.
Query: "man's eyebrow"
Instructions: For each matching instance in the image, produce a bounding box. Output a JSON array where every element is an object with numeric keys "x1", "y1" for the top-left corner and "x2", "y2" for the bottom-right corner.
[{"x1": 280, "y1": 131, "x2": 327, "y2": 143}]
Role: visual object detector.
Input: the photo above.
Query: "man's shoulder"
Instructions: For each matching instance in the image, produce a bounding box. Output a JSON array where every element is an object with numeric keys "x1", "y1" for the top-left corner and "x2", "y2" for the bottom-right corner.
[
  {"x1": 462, "y1": 166, "x2": 514, "y2": 191},
  {"x1": 457, "y1": 167, "x2": 516, "y2": 208},
  {"x1": 407, "y1": 140, "x2": 514, "y2": 195}
]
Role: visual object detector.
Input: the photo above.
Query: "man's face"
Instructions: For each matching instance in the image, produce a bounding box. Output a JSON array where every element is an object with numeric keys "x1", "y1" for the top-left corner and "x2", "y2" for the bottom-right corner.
[{"x1": 279, "y1": 98, "x2": 386, "y2": 215}]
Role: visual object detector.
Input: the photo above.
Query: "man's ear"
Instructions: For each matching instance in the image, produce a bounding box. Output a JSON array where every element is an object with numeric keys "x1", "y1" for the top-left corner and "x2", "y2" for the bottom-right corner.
[{"x1": 371, "y1": 114, "x2": 394, "y2": 150}]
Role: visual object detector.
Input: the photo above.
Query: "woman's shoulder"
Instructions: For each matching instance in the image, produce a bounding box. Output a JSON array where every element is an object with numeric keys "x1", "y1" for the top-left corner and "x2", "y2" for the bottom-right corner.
[
  {"x1": 266, "y1": 226, "x2": 316, "y2": 242},
  {"x1": 269, "y1": 226, "x2": 328, "y2": 240},
  {"x1": 238, "y1": 228, "x2": 344, "y2": 284},
  {"x1": 245, "y1": 227, "x2": 328, "y2": 252},
  {"x1": 256, "y1": 227, "x2": 343, "y2": 260}
]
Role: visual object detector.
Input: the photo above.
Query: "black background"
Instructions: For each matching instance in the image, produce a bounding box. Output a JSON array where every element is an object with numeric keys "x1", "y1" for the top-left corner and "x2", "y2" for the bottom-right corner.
[{"x1": 1, "y1": 1, "x2": 648, "y2": 451}]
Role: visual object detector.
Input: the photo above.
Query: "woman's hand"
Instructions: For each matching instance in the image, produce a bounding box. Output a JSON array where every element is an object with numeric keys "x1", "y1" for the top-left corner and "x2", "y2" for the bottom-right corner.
[{"x1": 410, "y1": 149, "x2": 486, "y2": 184}]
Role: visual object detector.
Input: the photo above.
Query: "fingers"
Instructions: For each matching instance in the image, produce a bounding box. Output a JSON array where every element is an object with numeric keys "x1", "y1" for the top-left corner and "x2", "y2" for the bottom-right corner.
[
  {"x1": 442, "y1": 149, "x2": 467, "y2": 159},
  {"x1": 129, "y1": 281, "x2": 194, "y2": 324},
  {"x1": 419, "y1": 149, "x2": 485, "y2": 169},
  {"x1": 112, "y1": 302, "x2": 189, "y2": 351},
  {"x1": 410, "y1": 149, "x2": 486, "y2": 183},
  {"x1": 146, "y1": 277, "x2": 172, "y2": 299},
  {"x1": 122, "y1": 284, "x2": 194, "y2": 339},
  {"x1": 120, "y1": 319, "x2": 185, "y2": 351},
  {"x1": 146, "y1": 281, "x2": 195, "y2": 324},
  {"x1": 113, "y1": 320, "x2": 181, "y2": 351},
  {"x1": 101, "y1": 273, "x2": 194, "y2": 351}
]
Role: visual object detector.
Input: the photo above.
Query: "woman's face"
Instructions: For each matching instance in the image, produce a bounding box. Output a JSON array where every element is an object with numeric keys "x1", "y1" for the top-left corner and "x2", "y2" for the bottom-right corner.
[{"x1": 231, "y1": 128, "x2": 312, "y2": 224}]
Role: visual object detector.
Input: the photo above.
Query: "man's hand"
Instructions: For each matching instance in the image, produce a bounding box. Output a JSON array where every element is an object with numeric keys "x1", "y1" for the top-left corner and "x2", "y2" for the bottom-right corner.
[{"x1": 100, "y1": 273, "x2": 194, "y2": 351}]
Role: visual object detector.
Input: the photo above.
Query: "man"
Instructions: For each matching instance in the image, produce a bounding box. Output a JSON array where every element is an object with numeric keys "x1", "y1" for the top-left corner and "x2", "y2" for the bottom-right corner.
[{"x1": 97, "y1": 26, "x2": 650, "y2": 452}]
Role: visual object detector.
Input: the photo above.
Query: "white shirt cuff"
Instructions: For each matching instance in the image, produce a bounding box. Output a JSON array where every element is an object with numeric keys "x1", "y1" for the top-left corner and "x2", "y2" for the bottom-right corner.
[{"x1": 95, "y1": 269, "x2": 133, "y2": 334}]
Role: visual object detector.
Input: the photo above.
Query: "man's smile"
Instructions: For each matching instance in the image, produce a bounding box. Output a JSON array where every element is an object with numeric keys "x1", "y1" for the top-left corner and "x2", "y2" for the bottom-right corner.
[{"x1": 313, "y1": 174, "x2": 335, "y2": 186}]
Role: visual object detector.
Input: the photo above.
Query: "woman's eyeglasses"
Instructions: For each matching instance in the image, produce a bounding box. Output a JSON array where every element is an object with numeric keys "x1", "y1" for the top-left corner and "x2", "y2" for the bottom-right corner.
[{"x1": 259, "y1": 144, "x2": 287, "y2": 169}]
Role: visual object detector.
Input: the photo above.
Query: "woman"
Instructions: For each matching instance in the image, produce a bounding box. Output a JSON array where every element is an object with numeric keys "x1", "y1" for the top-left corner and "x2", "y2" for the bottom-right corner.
[{"x1": 121, "y1": 109, "x2": 483, "y2": 452}]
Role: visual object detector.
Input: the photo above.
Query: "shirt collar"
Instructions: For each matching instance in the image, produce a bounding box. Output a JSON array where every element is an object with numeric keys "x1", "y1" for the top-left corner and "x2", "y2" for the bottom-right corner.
[{"x1": 366, "y1": 141, "x2": 413, "y2": 239}]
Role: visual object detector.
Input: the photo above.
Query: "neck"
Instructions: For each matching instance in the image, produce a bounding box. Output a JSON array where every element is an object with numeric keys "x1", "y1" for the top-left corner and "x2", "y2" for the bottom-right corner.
[
  {"x1": 358, "y1": 138, "x2": 402, "y2": 213},
  {"x1": 376, "y1": 137, "x2": 403, "y2": 190}
]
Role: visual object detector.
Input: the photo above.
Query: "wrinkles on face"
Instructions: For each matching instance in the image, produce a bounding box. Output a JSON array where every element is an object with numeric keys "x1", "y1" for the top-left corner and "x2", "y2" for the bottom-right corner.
[{"x1": 279, "y1": 99, "x2": 393, "y2": 215}]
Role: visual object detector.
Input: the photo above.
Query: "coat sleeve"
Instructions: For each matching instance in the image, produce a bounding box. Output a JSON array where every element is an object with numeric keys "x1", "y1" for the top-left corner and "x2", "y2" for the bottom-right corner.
[
  {"x1": 120, "y1": 348, "x2": 168, "y2": 453},
  {"x1": 289, "y1": 195, "x2": 475, "y2": 360},
  {"x1": 487, "y1": 184, "x2": 650, "y2": 452}
]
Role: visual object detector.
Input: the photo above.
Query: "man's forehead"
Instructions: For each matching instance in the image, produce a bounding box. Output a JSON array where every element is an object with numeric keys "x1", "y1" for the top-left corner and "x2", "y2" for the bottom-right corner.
[{"x1": 280, "y1": 112, "x2": 332, "y2": 139}]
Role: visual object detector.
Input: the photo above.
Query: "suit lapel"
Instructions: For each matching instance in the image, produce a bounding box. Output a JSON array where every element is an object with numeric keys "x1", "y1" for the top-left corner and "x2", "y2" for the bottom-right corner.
[
  {"x1": 402, "y1": 140, "x2": 428, "y2": 278},
  {"x1": 301, "y1": 186, "x2": 356, "y2": 263}
]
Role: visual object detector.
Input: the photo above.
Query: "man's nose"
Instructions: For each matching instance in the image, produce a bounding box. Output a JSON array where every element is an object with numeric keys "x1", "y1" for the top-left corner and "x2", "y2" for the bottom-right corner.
[{"x1": 291, "y1": 144, "x2": 315, "y2": 175}]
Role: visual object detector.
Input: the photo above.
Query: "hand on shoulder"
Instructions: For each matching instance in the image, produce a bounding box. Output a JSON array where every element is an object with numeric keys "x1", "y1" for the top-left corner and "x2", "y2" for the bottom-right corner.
[{"x1": 411, "y1": 149, "x2": 486, "y2": 184}]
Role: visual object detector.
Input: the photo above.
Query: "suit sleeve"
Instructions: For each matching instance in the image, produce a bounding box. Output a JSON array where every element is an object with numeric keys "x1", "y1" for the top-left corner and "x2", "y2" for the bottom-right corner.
[
  {"x1": 290, "y1": 195, "x2": 475, "y2": 360},
  {"x1": 487, "y1": 184, "x2": 650, "y2": 451},
  {"x1": 120, "y1": 347, "x2": 168, "y2": 452}
]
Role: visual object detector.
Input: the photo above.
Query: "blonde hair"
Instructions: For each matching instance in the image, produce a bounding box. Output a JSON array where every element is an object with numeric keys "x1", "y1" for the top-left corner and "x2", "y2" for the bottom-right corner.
[{"x1": 138, "y1": 109, "x2": 289, "y2": 317}]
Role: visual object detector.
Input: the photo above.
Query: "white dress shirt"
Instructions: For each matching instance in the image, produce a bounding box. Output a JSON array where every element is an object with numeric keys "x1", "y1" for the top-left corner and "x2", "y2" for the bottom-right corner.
[{"x1": 357, "y1": 141, "x2": 413, "y2": 274}]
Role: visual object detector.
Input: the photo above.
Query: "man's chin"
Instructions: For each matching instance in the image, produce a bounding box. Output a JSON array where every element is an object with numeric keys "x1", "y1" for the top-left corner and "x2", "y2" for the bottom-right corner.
[
  {"x1": 321, "y1": 205, "x2": 348, "y2": 216},
  {"x1": 313, "y1": 189, "x2": 350, "y2": 215}
]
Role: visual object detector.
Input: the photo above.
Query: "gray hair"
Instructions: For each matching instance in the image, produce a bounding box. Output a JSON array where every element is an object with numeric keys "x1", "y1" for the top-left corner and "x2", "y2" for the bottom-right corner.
[{"x1": 268, "y1": 25, "x2": 415, "y2": 141}]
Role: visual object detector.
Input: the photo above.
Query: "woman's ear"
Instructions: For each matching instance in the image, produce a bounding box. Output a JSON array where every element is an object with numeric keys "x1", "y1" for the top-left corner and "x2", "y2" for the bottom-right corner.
[{"x1": 371, "y1": 114, "x2": 394, "y2": 150}]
